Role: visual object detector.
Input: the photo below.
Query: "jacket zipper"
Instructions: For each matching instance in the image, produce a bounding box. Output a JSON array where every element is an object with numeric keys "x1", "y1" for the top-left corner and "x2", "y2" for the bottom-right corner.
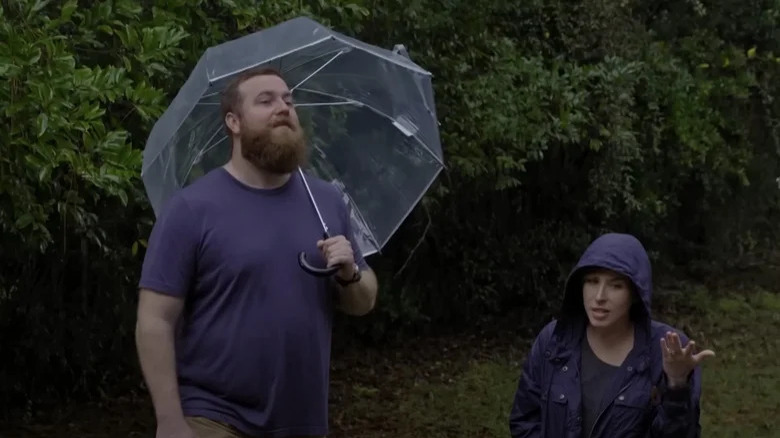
[{"x1": 587, "y1": 382, "x2": 632, "y2": 438}]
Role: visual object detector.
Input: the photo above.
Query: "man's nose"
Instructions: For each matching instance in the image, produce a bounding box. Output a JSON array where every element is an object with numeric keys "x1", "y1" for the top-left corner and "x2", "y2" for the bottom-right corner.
[
  {"x1": 274, "y1": 96, "x2": 291, "y2": 113},
  {"x1": 274, "y1": 101, "x2": 289, "y2": 113}
]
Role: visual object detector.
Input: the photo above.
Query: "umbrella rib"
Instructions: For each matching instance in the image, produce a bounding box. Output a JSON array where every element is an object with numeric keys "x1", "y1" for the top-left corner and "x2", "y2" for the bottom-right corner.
[
  {"x1": 294, "y1": 102, "x2": 356, "y2": 107},
  {"x1": 294, "y1": 87, "x2": 352, "y2": 104},
  {"x1": 291, "y1": 49, "x2": 347, "y2": 91},
  {"x1": 330, "y1": 35, "x2": 431, "y2": 76},
  {"x1": 326, "y1": 179, "x2": 382, "y2": 255},
  {"x1": 377, "y1": 165, "x2": 443, "y2": 251},
  {"x1": 194, "y1": 127, "x2": 226, "y2": 162},
  {"x1": 297, "y1": 167, "x2": 330, "y2": 235},
  {"x1": 345, "y1": 192, "x2": 382, "y2": 253},
  {"x1": 208, "y1": 36, "x2": 333, "y2": 84},
  {"x1": 180, "y1": 127, "x2": 226, "y2": 184},
  {"x1": 280, "y1": 47, "x2": 351, "y2": 75},
  {"x1": 198, "y1": 47, "x2": 351, "y2": 101},
  {"x1": 295, "y1": 88, "x2": 444, "y2": 167}
]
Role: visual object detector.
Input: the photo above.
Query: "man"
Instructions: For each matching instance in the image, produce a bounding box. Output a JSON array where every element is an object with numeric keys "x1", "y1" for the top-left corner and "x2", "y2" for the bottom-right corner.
[{"x1": 135, "y1": 67, "x2": 378, "y2": 438}]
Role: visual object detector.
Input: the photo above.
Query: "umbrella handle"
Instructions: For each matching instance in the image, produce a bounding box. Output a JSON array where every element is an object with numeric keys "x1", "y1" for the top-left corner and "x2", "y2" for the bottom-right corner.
[{"x1": 298, "y1": 252, "x2": 340, "y2": 277}]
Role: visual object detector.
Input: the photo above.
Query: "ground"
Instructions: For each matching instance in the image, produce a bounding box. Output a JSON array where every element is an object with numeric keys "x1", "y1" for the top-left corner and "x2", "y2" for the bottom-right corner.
[{"x1": 0, "y1": 278, "x2": 778, "y2": 437}]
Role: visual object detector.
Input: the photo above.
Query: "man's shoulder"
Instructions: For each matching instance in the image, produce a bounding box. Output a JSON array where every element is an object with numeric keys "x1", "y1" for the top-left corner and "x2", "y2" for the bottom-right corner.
[
  {"x1": 303, "y1": 173, "x2": 343, "y2": 199},
  {"x1": 302, "y1": 174, "x2": 350, "y2": 214},
  {"x1": 154, "y1": 169, "x2": 227, "y2": 224},
  {"x1": 175, "y1": 168, "x2": 228, "y2": 203}
]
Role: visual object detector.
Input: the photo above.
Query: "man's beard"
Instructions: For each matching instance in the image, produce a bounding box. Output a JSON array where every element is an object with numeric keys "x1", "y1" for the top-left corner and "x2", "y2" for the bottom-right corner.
[{"x1": 240, "y1": 123, "x2": 307, "y2": 174}]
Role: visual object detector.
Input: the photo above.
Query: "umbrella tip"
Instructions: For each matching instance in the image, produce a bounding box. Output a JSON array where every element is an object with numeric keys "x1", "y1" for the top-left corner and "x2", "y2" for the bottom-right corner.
[{"x1": 392, "y1": 44, "x2": 410, "y2": 58}]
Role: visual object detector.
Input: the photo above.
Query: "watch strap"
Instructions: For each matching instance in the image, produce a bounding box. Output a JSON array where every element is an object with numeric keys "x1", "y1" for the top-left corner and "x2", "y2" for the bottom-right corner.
[{"x1": 335, "y1": 263, "x2": 361, "y2": 286}]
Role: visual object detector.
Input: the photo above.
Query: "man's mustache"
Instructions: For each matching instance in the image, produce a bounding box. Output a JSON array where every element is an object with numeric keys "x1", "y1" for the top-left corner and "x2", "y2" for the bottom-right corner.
[{"x1": 271, "y1": 118, "x2": 295, "y2": 129}]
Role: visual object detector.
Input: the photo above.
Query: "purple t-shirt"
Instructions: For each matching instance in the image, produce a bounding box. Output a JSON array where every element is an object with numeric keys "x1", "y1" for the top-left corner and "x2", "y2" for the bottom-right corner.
[{"x1": 139, "y1": 167, "x2": 368, "y2": 437}]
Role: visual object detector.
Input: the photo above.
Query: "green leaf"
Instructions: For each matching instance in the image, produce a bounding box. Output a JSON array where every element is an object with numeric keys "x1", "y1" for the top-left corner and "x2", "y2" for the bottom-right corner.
[
  {"x1": 29, "y1": 0, "x2": 51, "y2": 15},
  {"x1": 117, "y1": 189, "x2": 128, "y2": 206},
  {"x1": 86, "y1": 105, "x2": 105, "y2": 120},
  {"x1": 36, "y1": 113, "x2": 48, "y2": 137},
  {"x1": 131, "y1": 240, "x2": 138, "y2": 256},
  {"x1": 15, "y1": 213, "x2": 35, "y2": 229},
  {"x1": 0, "y1": 57, "x2": 12, "y2": 76},
  {"x1": 28, "y1": 48, "x2": 42, "y2": 65},
  {"x1": 61, "y1": 0, "x2": 77, "y2": 19},
  {"x1": 38, "y1": 166, "x2": 51, "y2": 182}
]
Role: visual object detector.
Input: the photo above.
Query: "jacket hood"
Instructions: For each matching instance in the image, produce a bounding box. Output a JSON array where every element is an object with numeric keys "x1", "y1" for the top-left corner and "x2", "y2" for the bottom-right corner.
[{"x1": 561, "y1": 233, "x2": 653, "y2": 324}]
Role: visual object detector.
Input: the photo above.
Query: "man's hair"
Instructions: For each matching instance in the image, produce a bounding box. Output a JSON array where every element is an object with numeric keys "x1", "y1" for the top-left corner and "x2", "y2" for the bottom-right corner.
[{"x1": 220, "y1": 66, "x2": 285, "y2": 137}]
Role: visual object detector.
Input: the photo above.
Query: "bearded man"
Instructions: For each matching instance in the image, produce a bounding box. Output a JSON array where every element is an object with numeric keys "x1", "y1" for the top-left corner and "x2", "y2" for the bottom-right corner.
[{"x1": 135, "y1": 67, "x2": 378, "y2": 438}]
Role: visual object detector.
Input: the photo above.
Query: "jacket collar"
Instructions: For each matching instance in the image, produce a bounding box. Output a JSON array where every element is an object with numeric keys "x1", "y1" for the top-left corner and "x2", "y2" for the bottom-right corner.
[{"x1": 547, "y1": 316, "x2": 653, "y2": 374}]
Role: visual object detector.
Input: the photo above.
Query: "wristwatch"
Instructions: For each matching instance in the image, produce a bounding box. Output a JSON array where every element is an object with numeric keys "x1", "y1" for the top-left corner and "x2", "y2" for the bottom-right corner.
[{"x1": 336, "y1": 263, "x2": 361, "y2": 286}]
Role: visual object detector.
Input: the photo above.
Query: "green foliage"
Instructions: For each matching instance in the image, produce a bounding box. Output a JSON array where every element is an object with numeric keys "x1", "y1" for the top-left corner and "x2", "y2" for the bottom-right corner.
[
  {"x1": 1, "y1": 0, "x2": 780, "y2": 419},
  {"x1": 358, "y1": 0, "x2": 780, "y2": 340}
]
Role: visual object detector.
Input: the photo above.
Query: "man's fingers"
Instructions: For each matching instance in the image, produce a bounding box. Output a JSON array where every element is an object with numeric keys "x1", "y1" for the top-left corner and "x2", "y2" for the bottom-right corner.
[
  {"x1": 318, "y1": 236, "x2": 350, "y2": 250},
  {"x1": 322, "y1": 243, "x2": 353, "y2": 265},
  {"x1": 328, "y1": 252, "x2": 353, "y2": 265},
  {"x1": 324, "y1": 244, "x2": 352, "y2": 258},
  {"x1": 326, "y1": 254, "x2": 352, "y2": 267}
]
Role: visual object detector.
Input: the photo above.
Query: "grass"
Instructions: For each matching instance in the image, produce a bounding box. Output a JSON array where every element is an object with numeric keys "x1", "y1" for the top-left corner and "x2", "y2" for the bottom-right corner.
[
  {"x1": 329, "y1": 285, "x2": 780, "y2": 437},
  {"x1": 0, "y1": 284, "x2": 777, "y2": 437}
]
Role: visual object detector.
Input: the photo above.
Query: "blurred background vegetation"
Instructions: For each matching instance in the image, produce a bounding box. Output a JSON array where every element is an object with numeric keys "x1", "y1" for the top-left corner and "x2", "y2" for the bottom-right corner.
[{"x1": 1, "y1": 0, "x2": 778, "y2": 433}]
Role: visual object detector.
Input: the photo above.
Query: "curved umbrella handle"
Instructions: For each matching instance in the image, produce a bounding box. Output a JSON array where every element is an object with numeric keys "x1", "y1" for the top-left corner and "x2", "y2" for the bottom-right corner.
[{"x1": 298, "y1": 251, "x2": 340, "y2": 277}]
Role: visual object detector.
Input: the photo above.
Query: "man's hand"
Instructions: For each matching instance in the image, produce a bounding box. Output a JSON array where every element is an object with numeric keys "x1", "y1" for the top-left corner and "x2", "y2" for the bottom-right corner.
[
  {"x1": 317, "y1": 234, "x2": 377, "y2": 315},
  {"x1": 661, "y1": 331, "x2": 715, "y2": 388},
  {"x1": 316, "y1": 235, "x2": 356, "y2": 281}
]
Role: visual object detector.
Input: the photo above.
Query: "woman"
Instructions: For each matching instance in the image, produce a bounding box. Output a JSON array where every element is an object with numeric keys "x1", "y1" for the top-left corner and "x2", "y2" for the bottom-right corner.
[{"x1": 509, "y1": 233, "x2": 715, "y2": 437}]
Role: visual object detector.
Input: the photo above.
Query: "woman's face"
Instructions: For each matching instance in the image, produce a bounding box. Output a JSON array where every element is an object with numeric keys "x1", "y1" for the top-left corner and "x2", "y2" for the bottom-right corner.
[{"x1": 582, "y1": 268, "x2": 633, "y2": 329}]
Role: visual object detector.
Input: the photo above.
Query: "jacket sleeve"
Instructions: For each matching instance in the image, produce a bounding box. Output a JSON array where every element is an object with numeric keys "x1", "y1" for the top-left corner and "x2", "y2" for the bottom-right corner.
[
  {"x1": 650, "y1": 332, "x2": 703, "y2": 438},
  {"x1": 509, "y1": 321, "x2": 555, "y2": 438}
]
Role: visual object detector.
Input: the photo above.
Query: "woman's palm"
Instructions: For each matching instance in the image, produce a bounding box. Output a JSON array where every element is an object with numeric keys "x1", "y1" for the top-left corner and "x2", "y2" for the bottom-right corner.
[{"x1": 661, "y1": 331, "x2": 715, "y2": 382}]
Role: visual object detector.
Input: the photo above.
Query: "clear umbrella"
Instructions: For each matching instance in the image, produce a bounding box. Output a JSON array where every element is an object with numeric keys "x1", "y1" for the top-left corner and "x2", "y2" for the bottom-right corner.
[{"x1": 141, "y1": 16, "x2": 443, "y2": 275}]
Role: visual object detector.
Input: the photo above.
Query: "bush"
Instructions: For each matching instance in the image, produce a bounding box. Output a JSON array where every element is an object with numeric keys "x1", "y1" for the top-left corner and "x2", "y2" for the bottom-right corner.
[{"x1": 1, "y1": 0, "x2": 778, "y2": 415}]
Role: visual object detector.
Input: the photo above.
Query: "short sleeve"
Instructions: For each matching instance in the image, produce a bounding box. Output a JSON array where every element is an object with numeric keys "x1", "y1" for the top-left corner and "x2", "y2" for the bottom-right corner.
[{"x1": 138, "y1": 193, "x2": 201, "y2": 297}]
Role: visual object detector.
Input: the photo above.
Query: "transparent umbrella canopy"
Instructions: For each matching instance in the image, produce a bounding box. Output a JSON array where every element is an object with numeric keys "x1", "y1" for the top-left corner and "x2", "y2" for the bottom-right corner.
[{"x1": 141, "y1": 16, "x2": 443, "y2": 273}]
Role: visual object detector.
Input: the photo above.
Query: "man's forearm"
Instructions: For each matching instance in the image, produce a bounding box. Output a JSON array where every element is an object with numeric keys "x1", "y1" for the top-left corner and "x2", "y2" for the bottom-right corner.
[
  {"x1": 135, "y1": 317, "x2": 184, "y2": 422},
  {"x1": 337, "y1": 268, "x2": 378, "y2": 316}
]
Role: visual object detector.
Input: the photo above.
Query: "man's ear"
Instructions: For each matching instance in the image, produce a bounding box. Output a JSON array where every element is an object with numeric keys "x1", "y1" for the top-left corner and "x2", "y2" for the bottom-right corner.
[{"x1": 225, "y1": 111, "x2": 240, "y2": 135}]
